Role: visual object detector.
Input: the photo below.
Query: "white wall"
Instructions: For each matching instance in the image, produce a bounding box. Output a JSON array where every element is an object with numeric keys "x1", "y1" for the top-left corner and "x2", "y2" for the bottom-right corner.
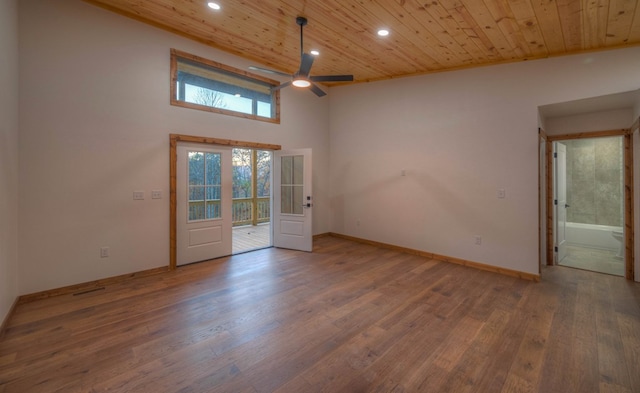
[
  {"x1": 545, "y1": 108, "x2": 634, "y2": 134},
  {"x1": 18, "y1": 0, "x2": 330, "y2": 294},
  {"x1": 329, "y1": 47, "x2": 640, "y2": 276},
  {"x1": 0, "y1": 0, "x2": 20, "y2": 324}
]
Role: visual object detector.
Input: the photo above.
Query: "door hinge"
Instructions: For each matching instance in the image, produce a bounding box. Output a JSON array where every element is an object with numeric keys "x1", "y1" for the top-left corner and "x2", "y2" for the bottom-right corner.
[
  {"x1": 554, "y1": 246, "x2": 558, "y2": 252},
  {"x1": 554, "y1": 199, "x2": 557, "y2": 205},
  {"x1": 553, "y1": 152, "x2": 557, "y2": 158}
]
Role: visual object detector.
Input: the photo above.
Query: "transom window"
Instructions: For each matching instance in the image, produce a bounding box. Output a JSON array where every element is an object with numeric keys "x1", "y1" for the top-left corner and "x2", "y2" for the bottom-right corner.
[{"x1": 170, "y1": 49, "x2": 280, "y2": 123}]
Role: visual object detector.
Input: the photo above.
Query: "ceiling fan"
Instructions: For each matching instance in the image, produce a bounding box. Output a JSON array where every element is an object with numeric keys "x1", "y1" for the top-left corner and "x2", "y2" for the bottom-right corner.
[{"x1": 249, "y1": 16, "x2": 354, "y2": 97}]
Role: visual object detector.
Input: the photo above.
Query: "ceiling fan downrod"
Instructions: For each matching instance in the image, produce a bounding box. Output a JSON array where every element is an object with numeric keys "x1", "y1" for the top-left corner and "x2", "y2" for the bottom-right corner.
[{"x1": 296, "y1": 16, "x2": 307, "y2": 60}]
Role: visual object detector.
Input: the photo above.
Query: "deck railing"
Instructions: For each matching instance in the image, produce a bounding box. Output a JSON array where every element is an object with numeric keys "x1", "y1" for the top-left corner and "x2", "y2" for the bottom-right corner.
[
  {"x1": 232, "y1": 197, "x2": 270, "y2": 226},
  {"x1": 188, "y1": 197, "x2": 270, "y2": 225}
]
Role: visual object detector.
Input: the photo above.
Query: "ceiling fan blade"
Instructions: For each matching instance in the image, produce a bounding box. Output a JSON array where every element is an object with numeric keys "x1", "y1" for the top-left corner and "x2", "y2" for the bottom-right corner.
[
  {"x1": 298, "y1": 53, "x2": 314, "y2": 77},
  {"x1": 248, "y1": 66, "x2": 292, "y2": 78},
  {"x1": 310, "y1": 75, "x2": 354, "y2": 82},
  {"x1": 309, "y1": 82, "x2": 327, "y2": 97},
  {"x1": 271, "y1": 81, "x2": 292, "y2": 91}
]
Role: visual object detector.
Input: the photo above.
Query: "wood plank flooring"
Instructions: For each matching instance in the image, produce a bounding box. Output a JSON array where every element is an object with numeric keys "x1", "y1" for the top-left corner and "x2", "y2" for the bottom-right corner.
[
  {"x1": 233, "y1": 224, "x2": 271, "y2": 254},
  {"x1": 1, "y1": 236, "x2": 639, "y2": 392}
]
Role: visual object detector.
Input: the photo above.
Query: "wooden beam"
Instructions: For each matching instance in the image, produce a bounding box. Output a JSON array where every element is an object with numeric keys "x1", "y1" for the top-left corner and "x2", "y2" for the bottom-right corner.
[
  {"x1": 547, "y1": 128, "x2": 630, "y2": 141},
  {"x1": 170, "y1": 134, "x2": 281, "y2": 151}
]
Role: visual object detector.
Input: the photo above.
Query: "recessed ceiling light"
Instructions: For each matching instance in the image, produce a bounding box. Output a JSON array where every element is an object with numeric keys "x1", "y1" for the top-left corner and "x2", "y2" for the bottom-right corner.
[
  {"x1": 377, "y1": 29, "x2": 390, "y2": 37},
  {"x1": 310, "y1": 50, "x2": 320, "y2": 56},
  {"x1": 207, "y1": 2, "x2": 221, "y2": 10}
]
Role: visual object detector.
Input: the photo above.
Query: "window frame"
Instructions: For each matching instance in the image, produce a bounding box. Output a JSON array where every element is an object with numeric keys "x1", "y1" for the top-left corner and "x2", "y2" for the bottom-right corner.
[{"x1": 170, "y1": 49, "x2": 281, "y2": 124}]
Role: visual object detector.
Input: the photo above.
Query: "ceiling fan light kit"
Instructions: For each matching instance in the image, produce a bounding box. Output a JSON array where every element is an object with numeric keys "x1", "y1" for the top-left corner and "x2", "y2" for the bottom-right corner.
[
  {"x1": 249, "y1": 16, "x2": 354, "y2": 97},
  {"x1": 292, "y1": 79, "x2": 311, "y2": 88}
]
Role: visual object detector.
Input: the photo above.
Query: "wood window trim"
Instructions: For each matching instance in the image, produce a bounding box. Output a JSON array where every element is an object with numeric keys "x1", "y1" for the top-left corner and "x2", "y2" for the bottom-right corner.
[
  {"x1": 544, "y1": 128, "x2": 635, "y2": 280},
  {"x1": 170, "y1": 49, "x2": 281, "y2": 124},
  {"x1": 538, "y1": 128, "x2": 547, "y2": 276},
  {"x1": 169, "y1": 134, "x2": 281, "y2": 270}
]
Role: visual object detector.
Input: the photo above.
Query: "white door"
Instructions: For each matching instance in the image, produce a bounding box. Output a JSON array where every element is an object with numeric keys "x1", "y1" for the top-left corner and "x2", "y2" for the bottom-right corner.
[
  {"x1": 554, "y1": 142, "x2": 568, "y2": 263},
  {"x1": 273, "y1": 149, "x2": 313, "y2": 252},
  {"x1": 177, "y1": 143, "x2": 232, "y2": 265}
]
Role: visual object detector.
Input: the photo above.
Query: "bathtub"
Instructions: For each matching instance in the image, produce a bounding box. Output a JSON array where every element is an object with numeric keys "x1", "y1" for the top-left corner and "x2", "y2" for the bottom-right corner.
[{"x1": 565, "y1": 222, "x2": 622, "y2": 251}]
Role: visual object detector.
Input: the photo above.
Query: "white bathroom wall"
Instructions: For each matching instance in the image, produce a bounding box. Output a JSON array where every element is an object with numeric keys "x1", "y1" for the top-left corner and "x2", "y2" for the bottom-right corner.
[
  {"x1": 0, "y1": 0, "x2": 20, "y2": 323},
  {"x1": 18, "y1": 0, "x2": 330, "y2": 294},
  {"x1": 329, "y1": 47, "x2": 640, "y2": 277}
]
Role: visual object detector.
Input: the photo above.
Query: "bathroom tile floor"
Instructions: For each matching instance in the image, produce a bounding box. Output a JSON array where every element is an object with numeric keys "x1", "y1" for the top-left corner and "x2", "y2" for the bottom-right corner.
[{"x1": 559, "y1": 245, "x2": 624, "y2": 276}]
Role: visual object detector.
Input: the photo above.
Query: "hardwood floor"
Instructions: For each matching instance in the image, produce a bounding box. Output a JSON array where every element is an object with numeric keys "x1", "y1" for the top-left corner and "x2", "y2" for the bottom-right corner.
[{"x1": 1, "y1": 236, "x2": 639, "y2": 392}]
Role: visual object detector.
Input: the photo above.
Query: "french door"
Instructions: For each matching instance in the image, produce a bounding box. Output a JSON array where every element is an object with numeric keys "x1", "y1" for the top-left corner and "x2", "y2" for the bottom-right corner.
[
  {"x1": 170, "y1": 135, "x2": 314, "y2": 268},
  {"x1": 176, "y1": 143, "x2": 232, "y2": 266},
  {"x1": 273, "y1": 149, "x2": 313, "y2": 252}
]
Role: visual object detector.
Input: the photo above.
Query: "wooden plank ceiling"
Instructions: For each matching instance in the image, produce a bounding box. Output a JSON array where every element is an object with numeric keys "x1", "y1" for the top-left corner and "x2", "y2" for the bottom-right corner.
[{"x1": 84, "y1": 0, "x2": 640, "y2": 84}]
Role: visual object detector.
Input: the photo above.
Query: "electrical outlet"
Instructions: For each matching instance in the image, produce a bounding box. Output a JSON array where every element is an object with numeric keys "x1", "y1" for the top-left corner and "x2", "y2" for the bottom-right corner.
[
  {"x1": 497, "y1": 188, "x2": 506, "y2": 199},
  {"x1": 100, "y1": 246, "x2": 109, "y2": 258},
  {"x1": 152, "y1": 190, "x2": 162, "y2": 199},
  {"x1": 474, "y1": 236, "x2": 482, "y2": 245},
  {"x1": 133, "y1": 191, "x2": 144, "y2": 200}
]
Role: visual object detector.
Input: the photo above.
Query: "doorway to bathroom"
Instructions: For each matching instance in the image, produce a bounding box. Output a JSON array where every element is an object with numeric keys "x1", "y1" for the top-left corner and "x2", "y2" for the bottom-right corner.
[{"x1": 548, "y1": 132, "x2": 632, "y2": 277}]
